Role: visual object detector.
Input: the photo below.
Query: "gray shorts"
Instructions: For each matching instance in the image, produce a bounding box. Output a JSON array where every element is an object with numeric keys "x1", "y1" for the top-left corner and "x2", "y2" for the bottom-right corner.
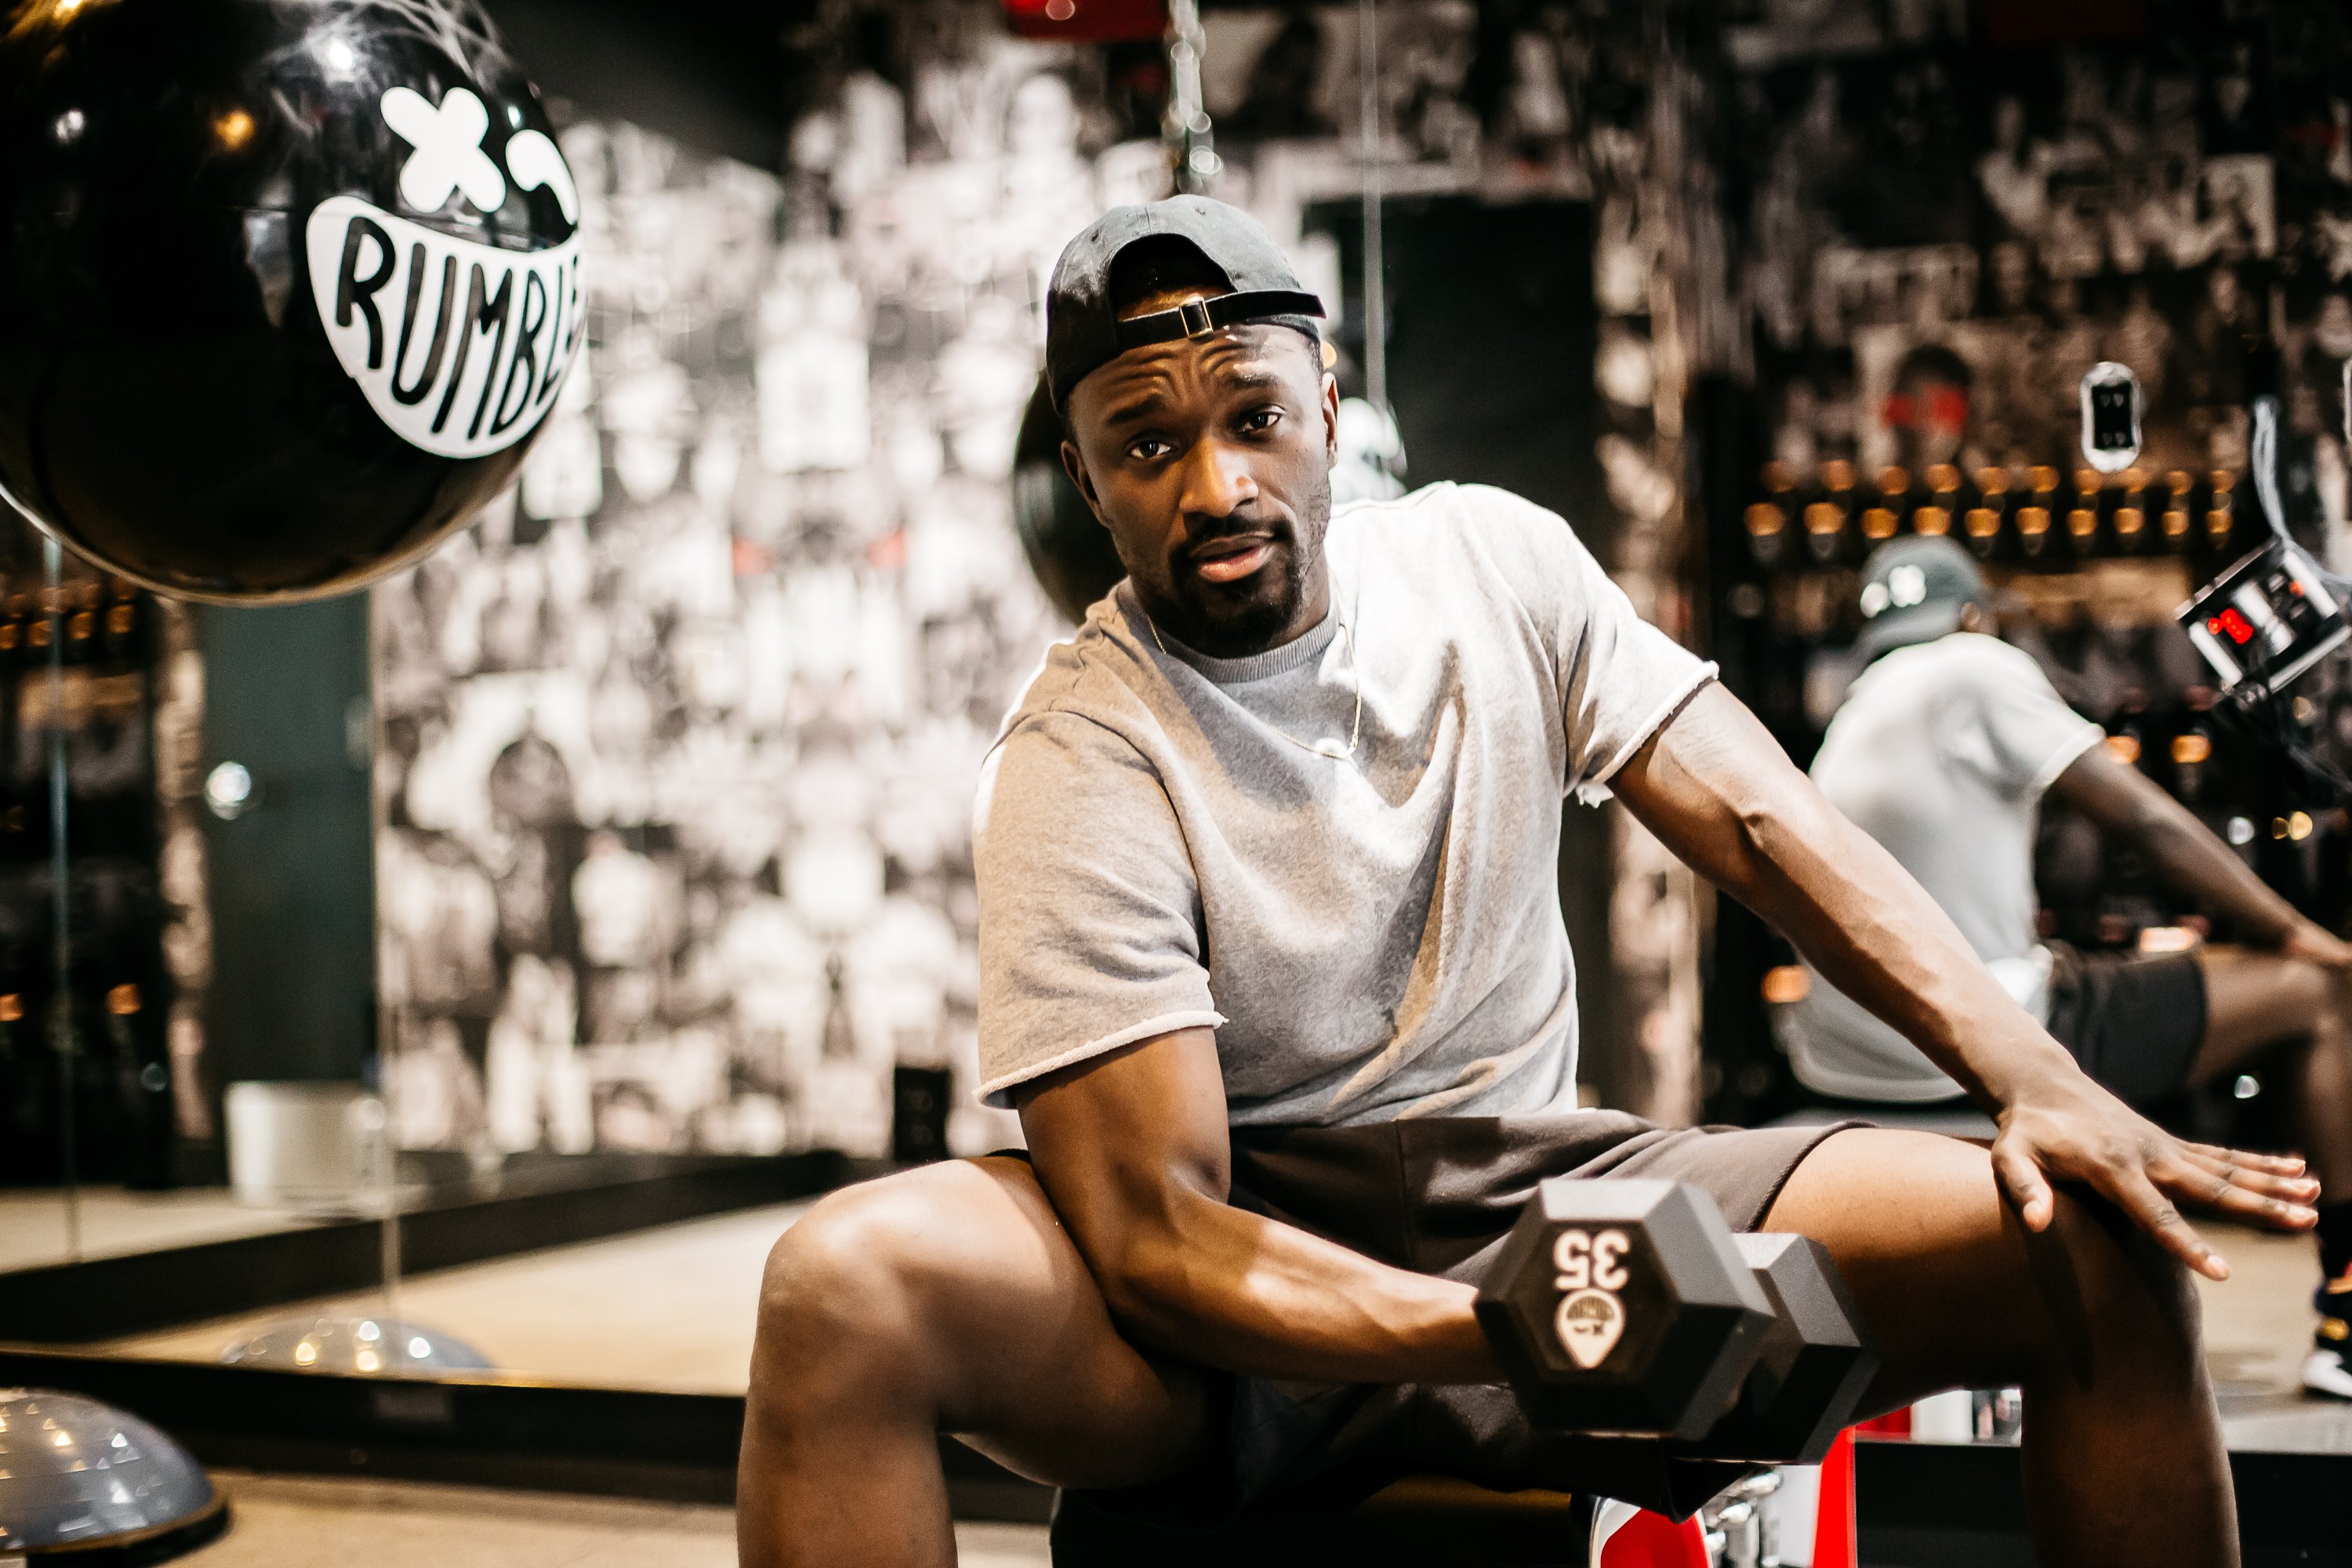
[{"x1": 1056, "y1": 1110, "x2": 1858, "y2": 1531}]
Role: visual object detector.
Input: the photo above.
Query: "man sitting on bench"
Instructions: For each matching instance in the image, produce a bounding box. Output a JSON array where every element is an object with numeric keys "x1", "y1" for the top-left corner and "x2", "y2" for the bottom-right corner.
[{"x1": 735, "y1": 198, "x2": 2316, "y2": 1568}]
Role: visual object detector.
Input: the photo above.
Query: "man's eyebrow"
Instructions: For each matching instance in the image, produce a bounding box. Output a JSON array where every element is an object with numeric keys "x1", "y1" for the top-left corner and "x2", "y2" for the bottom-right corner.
[
  {"x1": 1096, "y1": 358, "x2": 1289, "y2": 427},
  {"x1": 1099, "y1": 389, "x2": 1169, "y2": 426}
]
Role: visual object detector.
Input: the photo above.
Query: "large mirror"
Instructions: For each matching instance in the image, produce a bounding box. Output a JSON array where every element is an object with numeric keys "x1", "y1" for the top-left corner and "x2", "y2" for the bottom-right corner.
[{"x1": 2, "y1": 0, "x2": 1612, "y2": 1405}]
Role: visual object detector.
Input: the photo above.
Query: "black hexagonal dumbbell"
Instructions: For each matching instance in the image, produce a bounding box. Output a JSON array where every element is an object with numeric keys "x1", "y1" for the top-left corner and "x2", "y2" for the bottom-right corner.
[
  {"x1": 1472, "y1": 1178, "x2": 1777, "y2": 1442},
  {"x1": 1474, "y1": 1180, "x2": 1878, "y2": 1462},
  {"x1": 1675, "y1": 1231, "x2": 1879, "y2": 1465}
]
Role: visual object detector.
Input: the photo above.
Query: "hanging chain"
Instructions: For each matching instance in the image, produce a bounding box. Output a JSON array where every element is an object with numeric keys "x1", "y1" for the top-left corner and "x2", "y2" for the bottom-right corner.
[{"x1": 1165, "y1": 0, "x2": 1219, "y2": 191}]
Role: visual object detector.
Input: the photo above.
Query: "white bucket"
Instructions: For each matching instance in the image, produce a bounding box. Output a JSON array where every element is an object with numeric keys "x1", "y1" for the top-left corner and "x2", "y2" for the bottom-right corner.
[{"x1": 223, "y1": 1082, "x2": 387, "y2": 1212}]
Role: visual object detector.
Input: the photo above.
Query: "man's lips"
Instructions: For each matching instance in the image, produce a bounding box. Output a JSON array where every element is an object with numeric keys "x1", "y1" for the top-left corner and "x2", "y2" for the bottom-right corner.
[{"x1": 1190, "y1": 535, "x2": 1276, "y2": 584}]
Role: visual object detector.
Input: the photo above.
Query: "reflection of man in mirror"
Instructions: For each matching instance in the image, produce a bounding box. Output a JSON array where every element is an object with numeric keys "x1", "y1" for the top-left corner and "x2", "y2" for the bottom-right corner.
[{"x1": 1882, "y1": 344, "x2": 1973, "y2": 472}]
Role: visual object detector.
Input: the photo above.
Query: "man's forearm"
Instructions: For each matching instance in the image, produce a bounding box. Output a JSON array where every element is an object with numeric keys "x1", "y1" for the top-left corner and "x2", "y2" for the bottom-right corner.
[
  {"x1": 1101, "y1": 1189, "x2": 1499, "y2": 1385},
  {"x1": 1746, "y1": 801, "x2": 2078, "y2": 1105},
  {"x1": 1613, "y1": 688, "x2": 2082, "y2": 1109}
]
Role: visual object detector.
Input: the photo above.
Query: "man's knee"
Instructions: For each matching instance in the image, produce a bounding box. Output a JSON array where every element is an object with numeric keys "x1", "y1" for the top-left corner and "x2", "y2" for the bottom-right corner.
[
  {"x1": 2274, "y1": 957, "x2": 2337, "y2": 1033},
  {"x1": 2201, "y1": 949, "x2": 2339, "y2": 1057},
  {"x1": 757, "y1": 1167, "x2": 978, "y2": 1381},
  {"x1": 2026, "y1": 1183, "x2": 2202, "y2": 1385},
  {"x1": 767, "y1": 1166, "x2": 1054, "y2": 1363}
]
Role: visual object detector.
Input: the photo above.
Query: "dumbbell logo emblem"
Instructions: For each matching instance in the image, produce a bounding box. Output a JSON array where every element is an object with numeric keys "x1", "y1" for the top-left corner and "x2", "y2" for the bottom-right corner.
[{"x1": 1553, "y1": 1229, "x2": 1631, "y2": 1370}]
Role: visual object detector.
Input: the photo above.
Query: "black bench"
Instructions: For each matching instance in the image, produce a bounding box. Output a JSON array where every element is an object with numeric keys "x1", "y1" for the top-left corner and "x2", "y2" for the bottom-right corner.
[{"x1": 1048, "y1": 1471, "x2": 1602, "y2": 1566}]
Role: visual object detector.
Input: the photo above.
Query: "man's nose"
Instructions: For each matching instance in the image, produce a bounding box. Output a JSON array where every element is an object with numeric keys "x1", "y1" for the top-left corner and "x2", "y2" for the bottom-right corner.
[{"x1": 1175, "y1": 437, "x2": 1259, "y2": 521}]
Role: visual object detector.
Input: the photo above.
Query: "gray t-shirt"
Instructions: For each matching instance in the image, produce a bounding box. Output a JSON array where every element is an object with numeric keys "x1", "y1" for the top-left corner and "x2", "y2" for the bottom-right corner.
[
  {"x1": 1782, "y1": 632, "x2": 2101, "y2": 1102},
  {"x1": 973, "y1": 481, "x2": 1717, "y2": 1127}
]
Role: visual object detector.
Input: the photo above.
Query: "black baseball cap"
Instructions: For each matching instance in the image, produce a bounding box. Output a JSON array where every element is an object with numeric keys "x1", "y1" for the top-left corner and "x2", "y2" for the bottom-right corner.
[
  {"x1": 1045, "y1": 196, "x2": 1324, "y2": 412},
  {"x1": 1856, "y1": 535, "x2": 1989, "y2": 659}
]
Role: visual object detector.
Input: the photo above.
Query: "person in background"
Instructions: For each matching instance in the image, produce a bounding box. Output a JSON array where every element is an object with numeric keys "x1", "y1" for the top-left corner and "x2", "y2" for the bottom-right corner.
[{"x1": 1784, "y1": 535, "x2": 2352, "y2": 1399}]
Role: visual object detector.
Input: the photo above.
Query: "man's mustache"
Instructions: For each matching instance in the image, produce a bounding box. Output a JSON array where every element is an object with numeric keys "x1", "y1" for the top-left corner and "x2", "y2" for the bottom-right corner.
[{"x1": 1180, "y1": 516, "x2": 1288, "y2": 558}]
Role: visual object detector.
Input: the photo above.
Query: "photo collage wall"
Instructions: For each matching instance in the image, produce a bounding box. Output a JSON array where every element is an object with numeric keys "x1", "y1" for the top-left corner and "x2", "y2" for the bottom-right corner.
[
  {"x1": 368, "y1": 103, "x2": 1068, "y2": 1160},
  {"x1": 1712, "y1": 0, "x2": 2352, "y2": 1073},
  {"x1": 1728, "y1": 0, "x2": 2352, "y2": 658},
  {"x1": 368, "y1": 0, "x2": 1727, "y2": 1155}
]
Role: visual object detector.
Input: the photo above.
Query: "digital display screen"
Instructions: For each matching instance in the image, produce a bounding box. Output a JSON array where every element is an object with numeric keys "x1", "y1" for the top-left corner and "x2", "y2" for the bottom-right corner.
[
  {"x1": 2207, "y1": 607, "x2": 2256, "y2": 646},
  {"x1": 2179, "y1": 539, "x2": 2349, "y2": 696}
]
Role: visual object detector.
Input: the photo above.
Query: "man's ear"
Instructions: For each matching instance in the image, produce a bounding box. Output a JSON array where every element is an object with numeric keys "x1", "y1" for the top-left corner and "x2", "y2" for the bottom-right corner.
[
  {"x1": 1060, "y1": 438, "x2": 1109, "y2": 527},
  {"x1": 1320, "y1": 370, "x2": 1340, "y2": 466}
]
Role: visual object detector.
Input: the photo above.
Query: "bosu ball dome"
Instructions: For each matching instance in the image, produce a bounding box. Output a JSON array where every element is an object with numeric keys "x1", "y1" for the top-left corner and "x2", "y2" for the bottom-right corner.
[{"x1": 0, "y1": 1388, "x2": 227, "y2": 1563}]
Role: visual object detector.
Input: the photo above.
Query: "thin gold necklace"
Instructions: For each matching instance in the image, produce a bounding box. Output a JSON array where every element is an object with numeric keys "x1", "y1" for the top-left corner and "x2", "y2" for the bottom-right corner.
[{"x1": 1145, "y1": 607, "x2": 1364, "y2": 761}]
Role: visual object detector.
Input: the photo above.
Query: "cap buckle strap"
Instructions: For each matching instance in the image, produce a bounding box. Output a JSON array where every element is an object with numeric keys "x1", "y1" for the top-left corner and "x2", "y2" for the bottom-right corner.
[{"x1": 1179, "y1": 298, "x2": 1215, "y2": 339}]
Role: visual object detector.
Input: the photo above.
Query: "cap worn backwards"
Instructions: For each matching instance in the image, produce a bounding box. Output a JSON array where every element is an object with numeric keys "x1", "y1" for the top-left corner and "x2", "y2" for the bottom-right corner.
[{"x1": 1045, "y1": 196, "x2": 1324, "y2": 412}]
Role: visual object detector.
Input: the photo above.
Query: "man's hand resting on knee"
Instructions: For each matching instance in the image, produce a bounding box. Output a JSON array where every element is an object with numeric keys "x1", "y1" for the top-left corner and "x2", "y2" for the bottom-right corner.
[
  {"x1": 1610, "y1": 684, "x2": 2320, "y2": 1281},
  {"x1": 1984, "y1": 1067, "x2": 2314, "y2": 1276}
]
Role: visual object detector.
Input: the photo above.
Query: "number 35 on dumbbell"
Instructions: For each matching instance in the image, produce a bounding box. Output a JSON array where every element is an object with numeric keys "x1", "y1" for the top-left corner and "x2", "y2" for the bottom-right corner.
[{"x1": 1472, "y1": 1179, "x2": 1878, "y2": 1465}]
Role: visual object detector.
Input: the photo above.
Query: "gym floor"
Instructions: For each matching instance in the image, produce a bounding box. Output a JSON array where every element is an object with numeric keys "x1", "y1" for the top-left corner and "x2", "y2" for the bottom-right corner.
[
  {"x1": 90, "y1": 1200, "x2": 2352, "y2": 1450},
  {"x1": 176, "y1": 1472, "x2": 1051, "y2": 1568},
  {"x1": 0, "y1": 1188, "x2": 320, "y2": 1272},
  {"x1": 96, "y1": 1202, "x2": 812, "y2": 1391}
]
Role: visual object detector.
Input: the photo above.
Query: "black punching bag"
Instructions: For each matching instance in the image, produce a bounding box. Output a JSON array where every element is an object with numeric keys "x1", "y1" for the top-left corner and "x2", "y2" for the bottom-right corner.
[
  {"x1": 0, "y1": 0, "x2": 583, "y2": 602},
  {"x1": 1011, "y1": 374, "x2": 1126, "y2": 626}
]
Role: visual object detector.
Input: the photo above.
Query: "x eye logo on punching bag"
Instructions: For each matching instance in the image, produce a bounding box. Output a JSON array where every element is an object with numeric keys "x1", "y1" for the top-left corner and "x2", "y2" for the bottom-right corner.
[{"x1": 305, "y1": 86, "x2": 584, "y2": 459}]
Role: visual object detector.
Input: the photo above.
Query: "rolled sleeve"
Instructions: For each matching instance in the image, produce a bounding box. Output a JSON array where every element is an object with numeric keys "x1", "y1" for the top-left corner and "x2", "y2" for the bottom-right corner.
[{"x1": 973, "y1": 711, "x2": 1224, "y2": 1108}]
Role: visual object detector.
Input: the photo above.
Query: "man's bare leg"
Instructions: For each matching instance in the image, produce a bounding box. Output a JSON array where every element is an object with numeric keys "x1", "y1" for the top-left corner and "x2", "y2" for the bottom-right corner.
[
  {"x1": 2190, "y1": 947, "x2": 2352, "y2": 1200},
  {"x1": 737, "y1": 1156, "x2": 1208, "y2": 1568},
  {"x1": 748, "y1": 1135, "x2": 2239, "y2": 1567},
  {"x1": 1767, "y1": 1129, "x2": 2232, "y2": 1568}
]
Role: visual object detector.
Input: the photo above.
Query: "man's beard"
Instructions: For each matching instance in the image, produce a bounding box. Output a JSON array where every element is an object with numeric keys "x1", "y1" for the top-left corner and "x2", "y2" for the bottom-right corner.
[{"x1": 1145, "y1": 466, "x2": 1331, "y2": 658}]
